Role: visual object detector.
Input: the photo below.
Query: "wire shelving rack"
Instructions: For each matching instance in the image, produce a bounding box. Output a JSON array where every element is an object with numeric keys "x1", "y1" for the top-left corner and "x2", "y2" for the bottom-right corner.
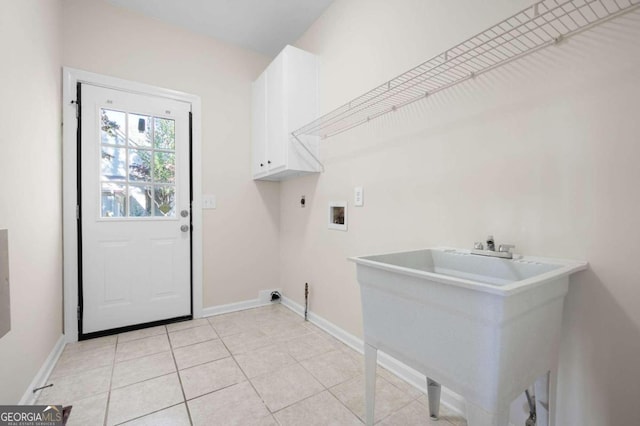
[{"x1": 291, "y1": 0, "x2": 640, "y2": 141}]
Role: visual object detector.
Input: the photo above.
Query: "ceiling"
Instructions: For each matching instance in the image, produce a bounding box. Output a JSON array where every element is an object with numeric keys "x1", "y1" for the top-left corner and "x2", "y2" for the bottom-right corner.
[{"x1": 107, "y1": 0, "x2": 334, "y2": 56}]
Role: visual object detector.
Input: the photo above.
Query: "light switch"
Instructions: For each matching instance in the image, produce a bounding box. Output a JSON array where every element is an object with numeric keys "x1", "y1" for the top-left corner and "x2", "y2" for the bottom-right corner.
[
  {"x1": 354, "y1": 187, "x2": 364, "y2": 207},
  {"x1": 202, "y1": 195, "x2": 216, "y2": 209}
]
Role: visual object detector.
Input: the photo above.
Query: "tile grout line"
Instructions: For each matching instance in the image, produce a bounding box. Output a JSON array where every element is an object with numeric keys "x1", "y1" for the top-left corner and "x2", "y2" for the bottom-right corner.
[
  {"x1": 214, "y1": 310, "x2": 327, "y2": 416},
  {"x1": 103, "y1": 334, "x2": 119, "y2": 426},
  {"x1": 281, "y1": 304, "x2": 438, "y2": 425},
  {"x1": 294, "y1": 354, "x2": 360, "y2": 418},
  {"x1": 222, "y1": 310, "x2": 341, "y2": 418},
  {"x1": 167, "y1": 325, "x2": 195, "y2": 426},
  {"x1": 63, "y1": 306, "x2": 437, "y2": 426},
  {"x1": 174, "y1": 353, "x2": 233, "y2": 374},
  {"x1": 112, "y1": 402, "x2": 184, "y2": 426},
  {"x1": 107, "y1": 327, "x2": 192, "y2": 424},
  {"x1": 264, "y1": 305, "x2": 363, "y2": 422},
  {"x1": 215, "y1": 329, "x2": 274, "y2": 419},
  {"x1": 112, "y1": 335, "x2": 173, "y2": 364}
]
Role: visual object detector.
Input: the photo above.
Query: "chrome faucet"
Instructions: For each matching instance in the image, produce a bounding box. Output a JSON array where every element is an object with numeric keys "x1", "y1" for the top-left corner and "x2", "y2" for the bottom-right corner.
[
  {"x1": 486, "y1": 235, "x2": 495, "y2": 251},
  {"x1": 471, "y1": 236, "x2": 515, "y2": 259}
]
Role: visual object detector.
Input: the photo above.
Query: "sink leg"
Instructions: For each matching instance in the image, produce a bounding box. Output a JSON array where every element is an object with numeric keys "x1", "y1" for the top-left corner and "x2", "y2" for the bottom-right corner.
[
  {"x1": 364, "y1": 343, "x2": 377, "y2": 426},
  {"x1": 426, "y1": 377, "x2": 441, "y2": 420},
  {"x1": 466, "y1": 403, "x2": 510, "y2": 426}
]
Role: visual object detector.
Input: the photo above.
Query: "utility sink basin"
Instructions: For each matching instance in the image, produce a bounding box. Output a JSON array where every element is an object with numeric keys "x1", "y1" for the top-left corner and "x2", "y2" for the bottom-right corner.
[{"x1": 350, "y1": 248, "x2": 587, "y2": 426}]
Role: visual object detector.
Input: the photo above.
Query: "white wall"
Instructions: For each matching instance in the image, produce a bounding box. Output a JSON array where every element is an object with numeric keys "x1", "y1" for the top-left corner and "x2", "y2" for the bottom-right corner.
[
  {"x1": 61, "y1": 0, "x2": 279, "y2": 308},
  {"x1": 280, "y1": 0, "x2": 640, "y2": 424},
  {"x1": 0, "y1": 0, "x2": 63, "y2": 404}
]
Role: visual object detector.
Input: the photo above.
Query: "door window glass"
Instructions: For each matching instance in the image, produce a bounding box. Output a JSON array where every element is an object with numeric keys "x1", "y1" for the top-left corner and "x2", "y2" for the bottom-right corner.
[{"x1": 100, "y1": 109, "x2": 176, "y2": 218}]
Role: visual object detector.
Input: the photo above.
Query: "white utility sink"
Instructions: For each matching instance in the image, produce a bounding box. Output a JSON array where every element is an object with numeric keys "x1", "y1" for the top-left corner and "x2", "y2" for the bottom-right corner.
[{"x1": 350, "y1": 247, "x2": 587, "y2": 426}]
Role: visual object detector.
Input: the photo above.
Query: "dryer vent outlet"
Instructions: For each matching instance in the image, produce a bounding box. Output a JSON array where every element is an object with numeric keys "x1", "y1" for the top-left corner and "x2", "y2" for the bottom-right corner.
[{"x1": 270, "y1": 291, "x2": 281, "y2": 302}]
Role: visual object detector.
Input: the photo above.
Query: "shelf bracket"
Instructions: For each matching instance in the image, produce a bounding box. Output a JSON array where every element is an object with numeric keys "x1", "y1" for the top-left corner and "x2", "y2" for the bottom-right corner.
[{"x1": 292, "y1": 133, "x2": 325, "y2": 172}]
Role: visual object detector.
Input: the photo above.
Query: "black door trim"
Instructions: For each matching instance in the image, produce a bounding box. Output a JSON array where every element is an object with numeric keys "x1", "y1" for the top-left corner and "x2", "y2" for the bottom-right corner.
[{"x1": 76, "y1": 82, "x2": 84, "y2": 340}]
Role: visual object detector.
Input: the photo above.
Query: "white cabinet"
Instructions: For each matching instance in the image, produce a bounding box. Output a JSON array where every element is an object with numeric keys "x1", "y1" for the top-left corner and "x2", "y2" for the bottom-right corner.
[{"x1": 252, "y1": 45, "x2": 320, "y2": 181}]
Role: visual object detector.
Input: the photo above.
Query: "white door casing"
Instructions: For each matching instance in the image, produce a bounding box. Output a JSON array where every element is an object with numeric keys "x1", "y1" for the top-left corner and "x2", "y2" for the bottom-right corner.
[
  {"x1": 62, "y1": 68, "x2": 203, "y2": 342},
  {"x1": 80, "y1": 85, "x2": 191, "y2": 334}
]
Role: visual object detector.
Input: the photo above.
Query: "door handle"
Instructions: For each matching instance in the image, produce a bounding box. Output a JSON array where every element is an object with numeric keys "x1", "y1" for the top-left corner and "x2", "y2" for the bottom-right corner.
[{"x1": 180, "y1": 225, "x2": 189, "y2": 232}]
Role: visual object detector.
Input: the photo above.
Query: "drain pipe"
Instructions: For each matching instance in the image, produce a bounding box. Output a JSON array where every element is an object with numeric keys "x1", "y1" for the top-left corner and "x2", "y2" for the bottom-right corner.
[
  {"x1": 304, "y1": 283, "x2": 309, "y2": 321},
  {"x1": 525, "y1": 388, "x2": 536, "y2": 426}
]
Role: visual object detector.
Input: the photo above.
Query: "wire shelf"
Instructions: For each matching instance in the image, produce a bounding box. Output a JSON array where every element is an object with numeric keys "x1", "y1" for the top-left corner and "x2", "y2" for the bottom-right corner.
[{"x1": 292, "y1": 0, "x2": 640, "y2": 140}]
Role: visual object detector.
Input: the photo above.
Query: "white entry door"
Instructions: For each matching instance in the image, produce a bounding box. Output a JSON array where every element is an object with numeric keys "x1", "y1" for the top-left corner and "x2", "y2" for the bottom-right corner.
[{"x1": 80, "y1": 84, "x2": 191, "y2": 334}]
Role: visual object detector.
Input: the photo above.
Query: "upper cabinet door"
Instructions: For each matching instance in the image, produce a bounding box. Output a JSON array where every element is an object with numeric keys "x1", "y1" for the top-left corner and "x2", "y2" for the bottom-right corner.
[
  {"x1": 265, "y1": 53, "x2": 287, "y2": 171},
  {"x1": 251, "y1": 45, "x2": 320, "y2": 181},
  {"x1": 251, "y1": 72, "x2": 267, "y2": 176}
]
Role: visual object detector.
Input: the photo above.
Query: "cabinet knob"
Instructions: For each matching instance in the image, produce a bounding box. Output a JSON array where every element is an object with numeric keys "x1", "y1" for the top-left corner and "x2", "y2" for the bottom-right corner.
[
  {"x1": 267, "y1": 160, "x2": 271, "y2": 164},
  {"x1": 260, "y1": 163, "x2": 264, "y2": 167}
]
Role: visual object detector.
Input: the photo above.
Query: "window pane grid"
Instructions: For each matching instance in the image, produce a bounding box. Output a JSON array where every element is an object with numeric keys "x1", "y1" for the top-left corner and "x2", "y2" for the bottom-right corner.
[{"x1": 100, "y1": 108, "x2": 176, "y2": 219}]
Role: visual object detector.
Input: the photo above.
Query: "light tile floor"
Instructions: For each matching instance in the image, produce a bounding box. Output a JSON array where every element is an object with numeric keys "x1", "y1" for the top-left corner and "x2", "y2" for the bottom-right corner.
[{"x1": 37, "y1": 304, "x2": 468, "y2": 426}]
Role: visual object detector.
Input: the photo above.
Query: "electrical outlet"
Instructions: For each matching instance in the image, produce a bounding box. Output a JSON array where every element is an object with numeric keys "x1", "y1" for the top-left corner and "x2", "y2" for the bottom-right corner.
[{"x1": 354, "y1": 187, "x2": 364, "y2": 207}]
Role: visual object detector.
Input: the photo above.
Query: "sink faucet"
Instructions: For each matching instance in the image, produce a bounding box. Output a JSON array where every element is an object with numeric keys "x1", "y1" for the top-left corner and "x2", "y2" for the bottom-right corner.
[
  {"x1": 472, "y1": 236, "x2": 515, "y2": 259},
  {"x1": 486, "y1": 235, "x2": 495, "y2": 251}
]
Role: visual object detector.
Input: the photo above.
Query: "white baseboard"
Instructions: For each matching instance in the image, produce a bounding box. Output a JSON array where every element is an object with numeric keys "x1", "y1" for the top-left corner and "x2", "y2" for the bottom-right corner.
[
  {"x1": 201, "y1": 298, "x2": 273, "y2": 318},
  {"x1": 281, "y1": 296, "x2": 467, "y2": 417},
  {"x1": 19, "y1": 335, "x2": 66, "y2": 405}
]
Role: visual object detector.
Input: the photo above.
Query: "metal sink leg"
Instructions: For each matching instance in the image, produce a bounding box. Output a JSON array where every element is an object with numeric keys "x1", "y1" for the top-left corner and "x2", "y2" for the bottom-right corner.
[{"x1": 427, "y1": 377, "x2": 441, "y2": 420}]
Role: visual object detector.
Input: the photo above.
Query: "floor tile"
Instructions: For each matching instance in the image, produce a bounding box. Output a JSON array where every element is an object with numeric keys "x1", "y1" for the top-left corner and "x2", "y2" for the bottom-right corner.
[
  {"x1": 63, "y1": 335, "x2": 117, "y2": 355},
  {"x1": 50, "y1": 345, "x2": 115, "y2": 379},
  {"x1": 271, "y1": 305, "x2": 301, "y2": 321},
  {"x1": 120, "y1": 403, "x2": 190, "y2": 426},
  {"x1": 65, "y1": 392, "x2": 109, "y2": 426},
  {"x1": 187, "y1": 381, "x2": 271, "y2": 425},
  {"x1": 118, "y1": 325, "x2": 166, "y2": 344},
  {"x1": 251, "y1": 363, "x2": 324, "y2": 412},
  {"x1": 166, "y1": 318, "x2": 211, "y2": 333},
  {"x1": 274, "y1": 391, "x2": 363, "y2": 426},
  {"x1": 106, "y1": 373, "x2": 184, "y2": 426},
  {"x1": 330, "y1": 374, "x2": 414, "y2": 423},
  {"x1": 115, "y1": 334, "x2": 170, "y2": 363},
  {"x1": 169, "y1": 325, "x2": 217, "y2": 348},
  {"x1": 40, "y1": 305, "x2": 448, "y2": 426},
  {"x1": 208, "y1": 316, "x2": 258, "y2": 337},
  {"x1": 221, "y1": 329, "x2": 271, "y2": 354},
  {"x1": 378, "y1": 399, "x2": 447, "y2": 426},
  {"x1": 301, "y1": 349, "x2": 362, "y2": 388},
  {"x1": 378, "y1": 367, "x2": 424, "y2": 399},
  {"x1": 111, "y1": 351, "x2": 176, "y2": 389},
  {"x1": 284, "y1": 331, "x2": 340, "y2": 361},
  {"x1": 267, "y1": 322, "x2": 314, "y2": 342},
  {"x1": 234, "y1": 344, "x2": 296, "y2": 378},
  {"x1": 256, "y1": 318, "x2": 304, "y2": 336},
  {"x1": 37, "y1": 366, "x2": 111, "y2": 405},
  {"x1": 179, "y1": 357, "x2": 245, "y2": 400},
  {"x1": 173, "y1": 339, "x2": 230, "y2": 370}
]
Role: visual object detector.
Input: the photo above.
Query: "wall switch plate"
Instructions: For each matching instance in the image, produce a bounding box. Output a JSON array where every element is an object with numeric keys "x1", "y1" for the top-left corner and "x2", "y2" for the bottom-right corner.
[
  {"x1": 202, "y1": 195, "x2": 216, "y2": 209},
  {"x1": 354, "y1": 187, "x2": 364, "y2": 207}
]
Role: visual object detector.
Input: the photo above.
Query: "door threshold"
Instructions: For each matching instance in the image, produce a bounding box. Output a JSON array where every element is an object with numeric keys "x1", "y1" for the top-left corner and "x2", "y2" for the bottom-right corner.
[{"x1": 79, "y1": 315, "x2": 192, "y2": 341}]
